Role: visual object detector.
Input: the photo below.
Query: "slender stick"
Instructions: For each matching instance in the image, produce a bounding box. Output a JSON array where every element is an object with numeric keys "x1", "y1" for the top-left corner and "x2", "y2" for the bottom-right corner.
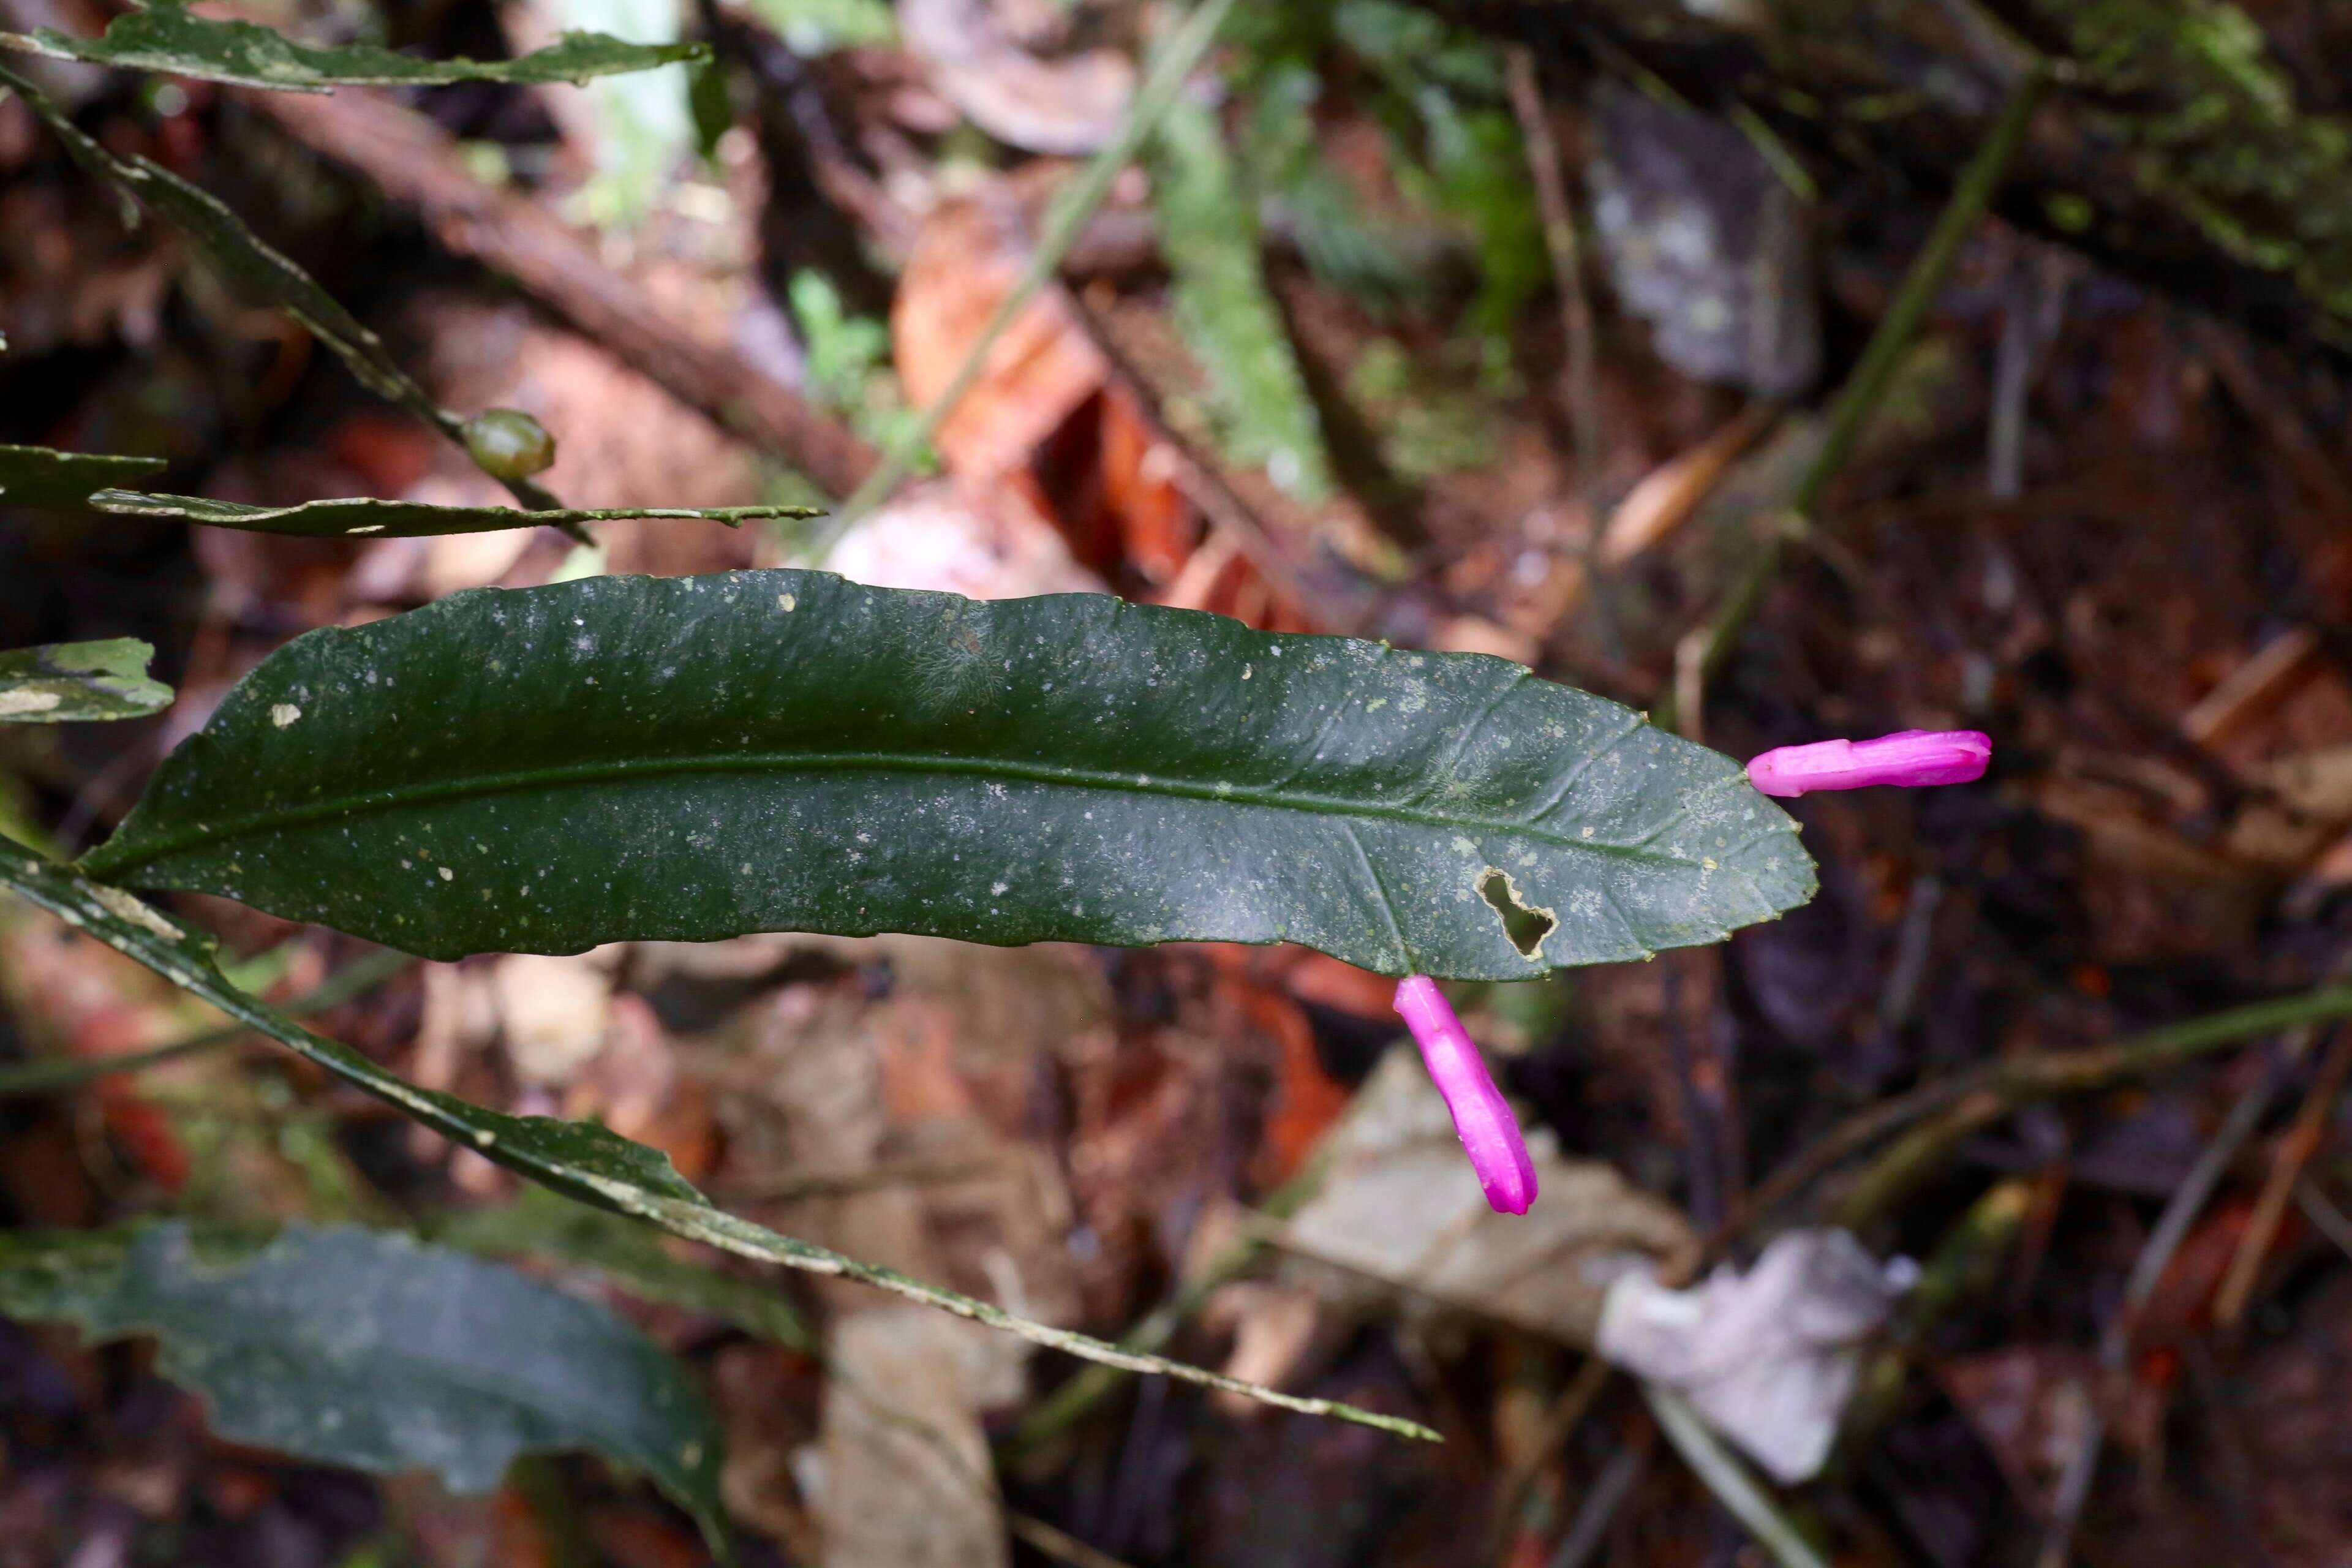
[
  {"x1": 1645, "y1": 1384, "x2": 1831, "y2": 1568},
  {"x1": 0, "y1": 946, "x2": 414, "y2": 1098},
  {"x1": 2037, "y1": 1033, "x2": 2305, "y2": 1568},
  {"x1": 805, "y1": 0, "x2": 1242, "y2": 559},
  {"x1": 1001, "y1": 1156, "x2": 1327, "y2": 1457},
  {"x1": 1505, "y1": 45, "x2": 1616, "y2": 654},
  {"x1": 1724, "y1": 983, "x2": 2352, "y2": 1246},
  {"x1": 1542, "y1": 1445, "x2": 1643, "y2": 1568},
  {"x1": 1485, "y1": 1355, "x2": 1617, "y2": 1563},
  {"x1": 1653, "y1": 62, "x2": 2048, "y2": 732},
  {"x1": 2212, "y1": 1022, "x2": 2352, "y2": 1328}
]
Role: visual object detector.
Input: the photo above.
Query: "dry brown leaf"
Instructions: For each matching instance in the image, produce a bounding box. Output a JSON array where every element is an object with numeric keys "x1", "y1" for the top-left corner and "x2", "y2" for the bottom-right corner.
[
  {"x1": 892, "y1": 190, "x2": 1109, "y2": 480},
  {"x1": 815, "y1": 1306, "x2": 1023, "y2": 1568},
  {"x1": 1600, "y1": 401, "x2": 1778, "y2": 567},
  {"x1": 1938, "y1": 1346, "x2": 2101, "y2": 1521},
  {"x1": 699, "y1": 937, "x2": 1093, "y2": 1324}
]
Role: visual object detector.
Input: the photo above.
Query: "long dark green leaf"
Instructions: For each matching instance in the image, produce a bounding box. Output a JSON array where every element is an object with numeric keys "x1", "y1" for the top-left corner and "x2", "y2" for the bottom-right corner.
[
  {"x1": 2, "y1": 4, "x2": 701, "y2": 92},
  {"x1": 0, "y1": 846, "x2": 1439, "y2": 1441},
  {"x1": 84, "y1": 491, "x2": 821, "y2": 537},
  {"x1": 0, "y1": 639, "x2": 171, "y2": 723},
  {"x1": 81, "y1": 569, "x2": 1812, "y2": 979},
  {"x1": 0, "y1": 1221, "x2": 727, "y2": 1549}
]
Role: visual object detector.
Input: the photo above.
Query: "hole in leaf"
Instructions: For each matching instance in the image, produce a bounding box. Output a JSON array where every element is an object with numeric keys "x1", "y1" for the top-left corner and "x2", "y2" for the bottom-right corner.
[{"x1": 1478, "y1": 868, "x2": 1557, "y2": 960}]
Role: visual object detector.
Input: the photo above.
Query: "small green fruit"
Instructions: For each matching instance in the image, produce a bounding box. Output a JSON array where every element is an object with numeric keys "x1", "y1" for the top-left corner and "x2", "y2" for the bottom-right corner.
[{"x1": 462, "y1": 408, "x2": 557, "y2": 480}]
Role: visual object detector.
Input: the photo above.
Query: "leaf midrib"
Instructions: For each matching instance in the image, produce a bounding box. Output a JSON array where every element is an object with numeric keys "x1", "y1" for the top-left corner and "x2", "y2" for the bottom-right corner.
[{"x1": 85, "y1": 745, "x2": 1752, "y2": 878}]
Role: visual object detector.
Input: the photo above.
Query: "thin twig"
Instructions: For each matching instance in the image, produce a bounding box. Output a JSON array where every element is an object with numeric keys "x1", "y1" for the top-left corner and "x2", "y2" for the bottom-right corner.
[
  {"x1": 1060, "y1": 290, "x2": 1359, "y2": 631},
  {"x1": 1653, "y1": 62, "x2": 2048, "y2": 733},
  {"x1": 1008, "y1": 1511, "x2": 1142, "y2": 1568},
  {"x1": 1545, "y1": 1444, "x2": 1645, "y2": 1568},
  {"x1": 1505, "y1": 43, "x2": 1616, "y2": 654},
  {"x1": 805, "y1": 0, "x2": 1243, "y2": 558},
  {"x1": 0, "y1": 946, "x2": 414, "y2": 1099},
  {"x1": 236, "y1": 85, "x2": 879, "y2": 498},
  {"x1": 1001, "y1": 1158, "x2": 1329, "y2": 1458},
  {"x1": 2294, "y1": 1178, "x2": 2352, "y2": 1262},
  {"x1": 2212, "y1": 1023, "x2": 2352, "y2": 1329},
  {"x1": 1721, "y1": 983, "x2": 2352, "y2": 1249},
  {"x1": 1485, "y1": 1356, "x2": 1616, "y2": 1563},
  {"x1": 2037, "y1": 1033, "x2": 2307, "y2": 1568}
]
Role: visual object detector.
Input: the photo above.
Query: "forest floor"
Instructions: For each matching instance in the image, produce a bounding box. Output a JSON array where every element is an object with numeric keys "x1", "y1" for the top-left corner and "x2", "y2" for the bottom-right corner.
[{"x1": 7, "y1": 1, "x2": 2352, "y2": 1564}]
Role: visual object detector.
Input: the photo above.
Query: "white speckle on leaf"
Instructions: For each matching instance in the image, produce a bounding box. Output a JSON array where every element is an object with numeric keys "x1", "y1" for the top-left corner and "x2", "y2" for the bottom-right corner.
[
  {"x1": 346, "y1": 524, "x2": 385, "y2": 535},
  {"x1": 270, "y1": 703, "x2": 302, "y2": 728},
  {"x1": 438, "y1": 866, "x2": 454, "y2": 882},
  {"x1": 0, "y1": 690, "x2": 62, "y2": 717},
  {"x1": 778, "y1": 593, "x2": 796, "y2": 611}
]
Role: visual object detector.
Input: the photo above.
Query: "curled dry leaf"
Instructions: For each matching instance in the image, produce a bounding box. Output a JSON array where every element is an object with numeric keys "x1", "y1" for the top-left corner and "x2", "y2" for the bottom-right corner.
[
  {"x1": 1279, "y1": 1047, "x2": 1696, "y2": 1347},
  {"x1": 1597, "y1": 1227, "x2": 1912, "y2": 1484}
]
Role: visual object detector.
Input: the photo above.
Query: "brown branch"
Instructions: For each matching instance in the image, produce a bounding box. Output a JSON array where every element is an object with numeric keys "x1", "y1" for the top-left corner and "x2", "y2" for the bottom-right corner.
[{"x1": 235, "y1": 85, "x2": 880, "y2": 500}]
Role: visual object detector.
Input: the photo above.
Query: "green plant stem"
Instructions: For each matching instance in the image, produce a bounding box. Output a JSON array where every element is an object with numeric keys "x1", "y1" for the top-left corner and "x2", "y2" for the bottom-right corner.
[
  {"x1": 2038, "y1": 1031, "x2": 2304, "y2": 1568},
  {"x1": 1834, "y1": 1177, "x2": 2032, "y2": 1460},
  {"x1": 1717, "y1": 982, "x2": 2352, "y2": 1246},
  {"x1": 1643, "y1": 1384, "x2": 1830, "y2": 1568},
  {"x1": 1001, "y1": 1157, "x2": 1325, "y2": 1458},
  {"x1": 0, "y1": 945, "x2": 412, "y2": 1098},
  {"x1": 1828, "y1": 985, "x2": 2352, "y2": 1229},
  {"x1": 802, "y1": 0, "x2": 1242, "y2": 560},
  {"x1": 1653, "y1": 61, "x2": 2049, "y2": 733}
]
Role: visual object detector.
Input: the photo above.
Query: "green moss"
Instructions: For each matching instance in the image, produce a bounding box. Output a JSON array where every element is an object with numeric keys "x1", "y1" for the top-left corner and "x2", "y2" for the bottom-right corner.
[{"x1": 2019, "y1": 0, "x2": 2352, "y2": 342}]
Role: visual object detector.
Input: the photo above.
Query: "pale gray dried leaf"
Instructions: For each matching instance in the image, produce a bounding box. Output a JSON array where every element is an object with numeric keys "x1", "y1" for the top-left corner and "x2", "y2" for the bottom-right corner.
[{"x1": 1280, "y1": 1046, "x2": 1696, "y2": 1344}]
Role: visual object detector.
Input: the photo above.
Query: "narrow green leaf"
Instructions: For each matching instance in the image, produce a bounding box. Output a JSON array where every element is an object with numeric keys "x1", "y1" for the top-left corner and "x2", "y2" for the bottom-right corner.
[
  {"x1": 83, "y1": 491, "x2": 822, "y2": 538},
  {"x1": 0, "y1": 845, "x2": 1442, "y2": 1441},
  {"x1": 0, "y1": 1221, "x2": 728, "y2": 1550},
  {"x1": 0, "y1": 62, "x2": 557, "y2": 510},
  {"x1": 1148, "y1": 92, "x2": 1333, "y2": 499},
  {"x1": 3, "y1": 6, "x2": 703, "y2": 92},
  {"x1": 80, "y1": 569, "x2": 1811, "y2": 979},
  {"x1": 0, "y1": 639, "x2": 171, "y2": 724},
  {"x1": 440, "y1": 1186, "x2": 820, "y2": 1354},
  {"x1": 0, "y1": 442, "x2": 168, "y2": 507},
  {"x1": 0, "y1": 61, "x2": 429, "y2": 413}
]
